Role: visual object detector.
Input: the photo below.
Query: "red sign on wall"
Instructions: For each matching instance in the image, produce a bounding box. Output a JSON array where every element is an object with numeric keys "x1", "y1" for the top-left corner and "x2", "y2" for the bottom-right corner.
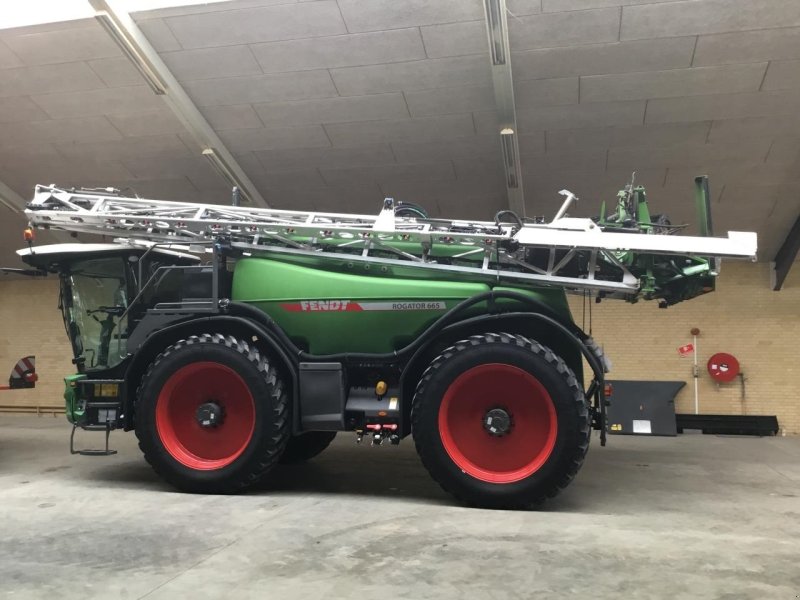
[{"x1": 677, "y1": 343, "x2": 694, "y2": 357}]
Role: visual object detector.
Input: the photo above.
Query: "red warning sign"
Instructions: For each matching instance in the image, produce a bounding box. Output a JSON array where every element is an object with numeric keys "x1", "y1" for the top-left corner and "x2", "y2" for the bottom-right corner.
[{"x1": 677, "y1": 343, "x2": 694, "y2": 357}]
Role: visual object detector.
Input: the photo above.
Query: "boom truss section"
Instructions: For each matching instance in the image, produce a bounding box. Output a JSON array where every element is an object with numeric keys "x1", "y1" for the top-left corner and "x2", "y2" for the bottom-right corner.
[{"x1": 24, "y1": 185, "x2": 757, "y2": 301}]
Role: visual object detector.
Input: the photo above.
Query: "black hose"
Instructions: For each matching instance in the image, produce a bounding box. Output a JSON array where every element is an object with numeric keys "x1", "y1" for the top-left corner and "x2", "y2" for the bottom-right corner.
[{"x1": 494, "y1": 210, "x2": 523, "y2": 233}]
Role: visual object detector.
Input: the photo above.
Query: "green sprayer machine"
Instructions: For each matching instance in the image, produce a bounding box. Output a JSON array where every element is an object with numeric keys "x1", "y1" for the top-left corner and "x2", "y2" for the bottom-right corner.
[{"x1": 16, "y1": 178, "x2": 756, "y2": 508}]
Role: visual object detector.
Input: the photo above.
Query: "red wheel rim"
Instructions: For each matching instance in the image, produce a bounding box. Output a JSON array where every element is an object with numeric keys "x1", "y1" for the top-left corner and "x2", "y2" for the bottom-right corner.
[
  {"x1": 155, "y1": 362, "x2": 255, "y2": 470},
  {"x1": 438, "y1": 363, "x2": 557, "y2": 484}
]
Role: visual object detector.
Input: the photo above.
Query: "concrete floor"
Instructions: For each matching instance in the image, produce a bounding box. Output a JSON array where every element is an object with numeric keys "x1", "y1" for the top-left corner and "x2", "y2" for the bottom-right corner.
[{"x1": 0, "y1": 416, "x2": 798, "y2": 600}]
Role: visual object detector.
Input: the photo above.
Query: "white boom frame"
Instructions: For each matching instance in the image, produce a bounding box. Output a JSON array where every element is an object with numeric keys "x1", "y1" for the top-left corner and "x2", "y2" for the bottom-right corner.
[{"x1": 24, "y1": 185, "x2": 757, "y2": 297}]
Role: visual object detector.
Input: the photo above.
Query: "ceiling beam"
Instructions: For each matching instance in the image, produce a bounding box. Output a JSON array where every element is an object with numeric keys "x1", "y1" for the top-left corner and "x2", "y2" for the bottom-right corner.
[
  {"x1": 771, "y1": 214, "x2": 800, "y2": 291},
  {"x1": 482, "y1": 0, "x2": 525, "y2": 216},
  {"x1": 88, "y1": 0, "x2": 268, "y2": 207},
  {"x1": 0, "y1": 180, "x2": 22, "y2": 214}
]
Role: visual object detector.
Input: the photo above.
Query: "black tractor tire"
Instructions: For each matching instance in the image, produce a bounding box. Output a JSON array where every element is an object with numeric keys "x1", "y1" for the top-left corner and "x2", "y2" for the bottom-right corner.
[
  {"x1": 135, "y1": 333, "x2": 289, "y2": 494},
  {"x1": 279, "y1": 432, "x2": 337, "y2": 464},
  {"x1": 411, "y1": 332, "x2": 590, "y2": 510}
]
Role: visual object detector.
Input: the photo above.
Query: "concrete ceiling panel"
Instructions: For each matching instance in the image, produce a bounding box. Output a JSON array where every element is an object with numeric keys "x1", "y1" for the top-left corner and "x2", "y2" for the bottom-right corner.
[
  {"x1": 766, "y1": 136, "x2": 800, "y2": 166},
  {"x1": 0, "y1": 39, "x2": 24, "y2": 69},
  {"x1": 516, "y1": 100, "x2": 646, "y2": 132},
  {"x1": 87, "y1": 57, "x2": 145, "y2": 88},
  {"x1": 432, "y1": 193, "x2": 507, "y2": 221},
  {"x1": 253, "y1": 93, "x2": 410, "y2": 126},
  {"x1": 545, "y1": 122, "x2": 711, "y2": 155},
  {"x1": 645, "y1": 90, "x2": 800, "y2": 124},
  {"x1": 319, "y1": 161, "x2": 456, "y2": 187},
  {"x1": 164, "y1": 2, "x2": 346, "y2": 48},
  {"x1": 381, "y1": 176, "x2": 505, "y2": 200},
  {"x1": 323, "y1": 114, "x2": 476, "y2": 145},
  {"x1": 390, "y1": 136, "x2": 501, "y2": 163},
  {"x1": 506, "y1": 0, "x2": 543, "y2": 16},
  {"x1": 122, "y1": 155, "x2": 225, "y2": 182},
  {"x1": 254, "y1": 144, "x2": 397, "y2": 171},
  {"x1": 30, "y1": 86, "x2": 166, "y2": 119},
  {"x1": 201, "y1": 104, "x2": 264, "y2": 131},
  {"x1": 2, "y1": 25, "x2": 119, "y2": 65},
  {"x1": 251, "y1": 29, "x2": 426, "y2": 74},
  {"x1": 0, "y1": 96, "x2": 50, "y2": 123},
  {"x1": 666, "y1": 162, "x2": 800, "y2": 188},
  {"x1": 0, "y1": 116, "x2": 123, "y2": 147},
  {"x1": 0, "y1": 144, "x2": 63, "y2": 165},
  {"x1": 621, "y1": 0, "x2": 800, "y2": 40},
  {"x1": 336, "y1": 0, "x2": 483, "y2": 32},
  {"x1": 451, "y1": 157, "x2": 504, "y2": 180},
  {"x1": 404, "y1": 85, "x2": 495, "y2": 117},
  {"x1": 580, "y1": 63, "x2": 768, "y2": 103},
  {"x1": 217, "y1": 125, "x2": 331, "y2": 153},
  {"x1": 515, "y1": 77, "x2": 579, "y2": 108},
  {"x1": 54, "y1": 135, "x2": 193, "y2": 162},
  {"x1": 707, "y1": 116, "x2": 800, "y2": 144},
  {"x1": 509, "y1": 8, "x2": 621, "y2": 51},
  {"x1": 161, "y1": 46, "x2": 263, "y2": 81},
  {"x1": 762, "y1": 60, "x2": 800, "y2": 91},
  {"x1": 694, "y1": 27, "x2": 800, "y2": 66},
  {"x1": 107, "y1": 111, "x2": 188, "y2": 137},
  {"x1": 512, "y1": 37, "x2": 694, "y2": 80},
  {"x1": 0, "y1": 62, "x2": 105, "y2": 97},
  {"x1": 183, "y1": 70, "x2": 338, "y2": 106},
  {"x1": 6, "y1": 158, "x2": 134, "y2": 186},
  {"x1": 420, "y1": 21, "x2": 487, "y2": 59},
  {"x1": 518, "y1": 133, "x2": 547, "y2": 158},
  {"x1": 0, "y1": 0, "x2": 797, "y2": 264},
  {"x1": 542, "y1": 0, "x2": 682, "y2": 10},
  {"x1": 136, "y1": 18, "x2": 182, "y2": 52},
  {"x1": 607, "y1": 139, "x2": 773, "y2": 169},
  {"x1": 330, "y1": 56, "x2": 491, "y2": 96},
  {"x1": 523, "y1": 149, "x2": 608, "y2": 172}
]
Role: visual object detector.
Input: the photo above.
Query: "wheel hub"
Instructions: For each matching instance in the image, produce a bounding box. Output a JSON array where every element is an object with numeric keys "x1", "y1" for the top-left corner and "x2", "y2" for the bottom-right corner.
[
  {"x1": 483, "y1": 407, "x2": 513, "y2": 437},
  {"x1": 195, "y1": 402, "x2": 224, "y2": 428}
]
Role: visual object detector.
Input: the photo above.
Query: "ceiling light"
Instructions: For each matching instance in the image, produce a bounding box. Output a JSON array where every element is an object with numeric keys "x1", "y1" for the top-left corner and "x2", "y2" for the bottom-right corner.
[
  {"x1": 93, "y1": 7, "x2": 167, "y2": 95},
  {"x1": 484, "y1": 0, "x2": 507, "y2": 66},
  {"x1": 500, "y1": 131, "x2": 518, "y2": 189}
]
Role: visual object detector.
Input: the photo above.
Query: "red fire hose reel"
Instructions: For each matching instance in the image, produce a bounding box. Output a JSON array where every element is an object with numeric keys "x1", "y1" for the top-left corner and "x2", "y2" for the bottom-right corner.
[{"x1": 707, "y1": 352, "x2": 740, "y2": 383}]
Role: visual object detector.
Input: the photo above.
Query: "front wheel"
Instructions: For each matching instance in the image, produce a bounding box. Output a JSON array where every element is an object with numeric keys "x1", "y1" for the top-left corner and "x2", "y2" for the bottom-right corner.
[
  {"x1": 136, "y1": 334, "x2": 289, "y2": 493},
  {"x1": 412, "y1": 333, "x2": 590, "y2": 509}
]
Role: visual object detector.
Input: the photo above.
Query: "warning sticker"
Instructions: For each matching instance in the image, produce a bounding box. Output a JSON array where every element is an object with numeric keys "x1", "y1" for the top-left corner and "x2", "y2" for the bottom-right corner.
[{"x1": 280, "y1": 300, "x2": 446, "y2": 312}]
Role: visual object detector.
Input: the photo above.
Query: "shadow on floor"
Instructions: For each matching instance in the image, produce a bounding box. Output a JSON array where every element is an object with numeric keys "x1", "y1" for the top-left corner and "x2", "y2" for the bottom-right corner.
[{"x1": 80, "y1": 442, "x2": 611, "y2": 512}]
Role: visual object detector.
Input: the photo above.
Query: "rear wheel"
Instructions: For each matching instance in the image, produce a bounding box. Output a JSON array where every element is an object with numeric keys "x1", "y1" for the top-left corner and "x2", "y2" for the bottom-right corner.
[
  {"x1": 280, "y1": 432, "x2": 337, "y2": 464},
  {"x1": 412, "y1": 333, "x2": 590, "y2": 509},
  {"x1": 136, "y1": 334, "x2": 289, "y2": 493}
]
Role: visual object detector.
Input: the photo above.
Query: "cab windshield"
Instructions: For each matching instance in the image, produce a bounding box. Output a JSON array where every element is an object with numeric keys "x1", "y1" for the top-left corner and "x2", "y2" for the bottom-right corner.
[{"x1": 61, "y1": 257, "x2": 130, "y2": 370}]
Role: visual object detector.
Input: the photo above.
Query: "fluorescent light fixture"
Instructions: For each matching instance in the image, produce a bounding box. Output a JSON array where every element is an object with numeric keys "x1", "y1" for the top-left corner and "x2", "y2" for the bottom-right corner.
[
  {"x1": 484, "y1": 0, "x2": 507, "y2": 65},
  {"x1": 93, "y1": 7, "x2": 167, "y2": 95},
  {"x1": 202, "y1": 148, "x2": 252, "y2": 204},
  {"x1": 499, "y1": 131, "x2": 519, "y2": 189}
]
